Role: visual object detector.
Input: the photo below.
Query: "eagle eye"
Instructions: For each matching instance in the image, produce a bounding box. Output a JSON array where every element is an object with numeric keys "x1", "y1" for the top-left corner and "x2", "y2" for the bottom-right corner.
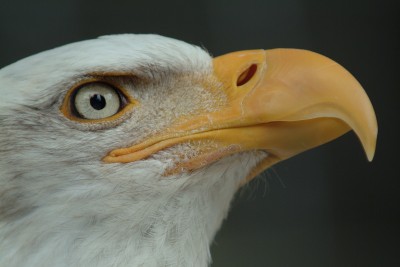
[
  {"x1": 61, "y1": 81, "x2": 136, "y2": 123},
  {"x1": 72, "y1": 82, "x2": 124, "y2": 119}
]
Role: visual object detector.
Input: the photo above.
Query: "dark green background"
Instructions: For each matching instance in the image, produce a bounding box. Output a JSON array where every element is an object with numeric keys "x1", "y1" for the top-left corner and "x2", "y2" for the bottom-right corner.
[{"x1": 1, "y1": 0, "x2": 398, "y2": 266}]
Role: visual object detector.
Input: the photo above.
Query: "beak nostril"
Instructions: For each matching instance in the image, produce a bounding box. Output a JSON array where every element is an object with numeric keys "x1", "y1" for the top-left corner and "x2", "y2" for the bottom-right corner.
[{"x1": 237, "y1": 64, "x2": 257, "y2": 86}]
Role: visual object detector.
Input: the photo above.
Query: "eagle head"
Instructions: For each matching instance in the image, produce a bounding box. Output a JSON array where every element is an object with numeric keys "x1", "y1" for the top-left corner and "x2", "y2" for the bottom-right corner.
[{"x1": 0, "y1": 34, "x2": 377, "y2": 266}]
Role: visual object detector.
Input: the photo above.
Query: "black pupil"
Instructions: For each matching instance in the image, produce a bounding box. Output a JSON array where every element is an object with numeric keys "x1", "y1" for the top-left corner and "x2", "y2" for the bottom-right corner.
[{"x1": 90, "y1": 94, "x2": 106, "y2": 110}]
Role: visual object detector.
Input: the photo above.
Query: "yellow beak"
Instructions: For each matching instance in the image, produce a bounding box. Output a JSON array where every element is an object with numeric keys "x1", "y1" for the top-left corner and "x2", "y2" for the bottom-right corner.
[{"x1": 104, "y1": 49, "x2": 377, "y2": 182}]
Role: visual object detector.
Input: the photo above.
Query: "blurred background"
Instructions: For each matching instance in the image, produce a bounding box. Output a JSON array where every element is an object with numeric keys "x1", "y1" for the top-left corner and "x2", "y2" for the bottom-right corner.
[{"x1": 1, "y1": 0, "x2": 398, "y2": 266}]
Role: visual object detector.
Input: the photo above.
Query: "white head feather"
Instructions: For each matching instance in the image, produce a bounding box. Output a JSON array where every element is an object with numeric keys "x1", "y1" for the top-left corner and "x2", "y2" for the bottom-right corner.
[{"x1": 0, "y1": 34, "x2": 267, "y2": 266}]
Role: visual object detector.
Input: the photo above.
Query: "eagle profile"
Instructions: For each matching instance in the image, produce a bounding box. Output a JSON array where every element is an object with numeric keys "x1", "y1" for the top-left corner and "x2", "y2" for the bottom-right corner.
[{"x1": 0, "y1": 34, "x2": 377, "y2": 266}]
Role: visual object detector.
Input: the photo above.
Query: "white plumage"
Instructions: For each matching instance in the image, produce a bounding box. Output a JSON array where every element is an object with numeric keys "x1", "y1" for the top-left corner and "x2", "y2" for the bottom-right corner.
[
  {"x1": 0, "y1": 34, "x2": 267, "y2": 266},
  {"x1": 0, "y1": 34, "x2": 377, "y2": 266}
]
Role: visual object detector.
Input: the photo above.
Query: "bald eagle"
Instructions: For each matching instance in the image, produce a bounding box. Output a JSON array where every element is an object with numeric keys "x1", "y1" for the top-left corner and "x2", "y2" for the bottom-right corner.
[{"x1": 0, "y1": 34, "x2": 377, "y2": 267}]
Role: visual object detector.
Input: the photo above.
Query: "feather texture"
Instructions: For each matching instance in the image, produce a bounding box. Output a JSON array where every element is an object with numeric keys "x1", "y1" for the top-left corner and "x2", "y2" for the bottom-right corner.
[{"x1": 0, "y1": 34, "x2": 268, "y2": 266}]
